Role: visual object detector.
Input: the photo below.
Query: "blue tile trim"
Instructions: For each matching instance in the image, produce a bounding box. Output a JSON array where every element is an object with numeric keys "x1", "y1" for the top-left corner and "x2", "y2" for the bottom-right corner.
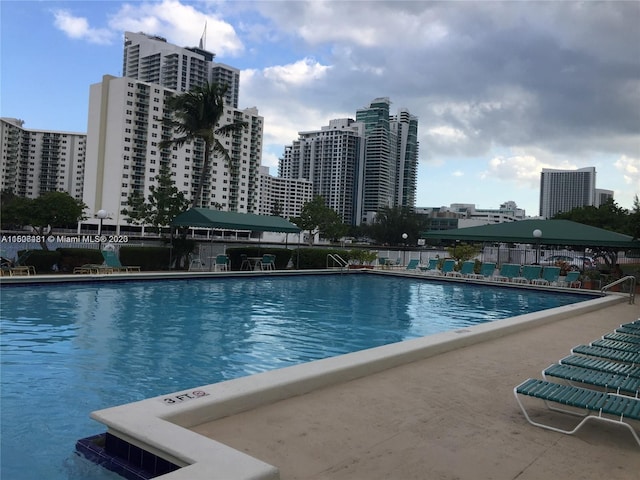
[{"x1": 76, "y1": 432, "x2": 180, "y2": 479}]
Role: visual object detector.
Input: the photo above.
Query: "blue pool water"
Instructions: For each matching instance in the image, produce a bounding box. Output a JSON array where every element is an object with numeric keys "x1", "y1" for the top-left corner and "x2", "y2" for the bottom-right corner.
[{"x1": 0, "y1": 274, "x2": 592, "y2": 480}]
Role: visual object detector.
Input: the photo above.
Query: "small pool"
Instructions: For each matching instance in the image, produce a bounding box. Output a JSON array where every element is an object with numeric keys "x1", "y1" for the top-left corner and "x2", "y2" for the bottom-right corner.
[{"x1": 0, "y1": 274, "x2": 594, "y2": 480}]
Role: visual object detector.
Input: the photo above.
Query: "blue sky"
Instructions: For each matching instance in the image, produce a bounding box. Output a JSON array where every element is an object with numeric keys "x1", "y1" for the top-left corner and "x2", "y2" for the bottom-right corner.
[{"x1": 2, "y1": 0, "x2": 639, "y2": 215}]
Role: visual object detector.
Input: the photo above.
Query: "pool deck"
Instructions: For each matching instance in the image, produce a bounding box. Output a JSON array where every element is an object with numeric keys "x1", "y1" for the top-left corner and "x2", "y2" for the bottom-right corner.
[{"x1": 192, "y1": 299, "x2": 640, "y2": 480}]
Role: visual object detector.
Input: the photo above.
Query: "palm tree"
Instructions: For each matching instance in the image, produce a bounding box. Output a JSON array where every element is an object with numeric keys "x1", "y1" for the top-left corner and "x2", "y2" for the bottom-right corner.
[{"x1": 161, "y1": 82, "x2": 247, "y2": 209}]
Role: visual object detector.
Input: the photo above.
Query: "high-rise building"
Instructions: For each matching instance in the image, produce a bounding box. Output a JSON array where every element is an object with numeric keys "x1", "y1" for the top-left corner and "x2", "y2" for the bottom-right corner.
[
  {"x1": 595, "y1": 188, "x2": 614, "y2": 207},
  {"x1": 355, "y1": 98, "x2": 419, "y2": 224},
  {"x1": 256, "y1": 166, "x2": 313, "y2": 218},
  {"x1": 280, "y1": 118, "x2": 365, "y2": 225},
  {"x1": 539, "y1": 167, "x2": 596, "y2": 218},
  {"x1": 83, "y1": 75, "x2": 263, "y2": 229},
  {"x1": 391, "y1": 109, "x2": 419, "y2": 208},
  {"x1": 123, "y1": 31, "x2": 239, "y2": 107},
  {"x1": 279, "y1": 99, "x2": 418, "y2": 226},
  {"x1": 0, "y1": 118, "x2": 86, "y2": 200}
]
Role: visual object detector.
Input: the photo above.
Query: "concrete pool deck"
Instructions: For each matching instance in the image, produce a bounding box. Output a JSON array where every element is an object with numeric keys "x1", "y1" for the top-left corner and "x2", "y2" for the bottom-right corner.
[{"x1": 191, "y1": 299, "x2": 640, "y2": 480}]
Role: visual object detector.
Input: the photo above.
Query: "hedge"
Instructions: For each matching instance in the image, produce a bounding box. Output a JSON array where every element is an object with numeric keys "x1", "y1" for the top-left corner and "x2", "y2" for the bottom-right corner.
[
  {"x1": 54, "y1": 248, "x2": 104, "y2": 273},
  {"x1": 119, "y1": 246, "x2": 171, "y2": 271},
  {"x1": 16, "y1": 249, "x2": 62, "y2": 273}
]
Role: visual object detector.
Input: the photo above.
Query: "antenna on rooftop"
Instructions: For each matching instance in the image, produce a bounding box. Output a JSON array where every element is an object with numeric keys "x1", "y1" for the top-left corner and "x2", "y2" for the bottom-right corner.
[{"x1": 199, "y1": 21, "x2": 207, "y2": 50}]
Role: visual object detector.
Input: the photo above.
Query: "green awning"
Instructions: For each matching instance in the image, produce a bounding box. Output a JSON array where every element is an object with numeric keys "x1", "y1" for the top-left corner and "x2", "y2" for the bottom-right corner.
[
  {"x1": 171, "y1": 208, "x2": 301, "y2": 233},
  {"x1": 421, "y1": 219, "x2": 640, "y2": 249}
]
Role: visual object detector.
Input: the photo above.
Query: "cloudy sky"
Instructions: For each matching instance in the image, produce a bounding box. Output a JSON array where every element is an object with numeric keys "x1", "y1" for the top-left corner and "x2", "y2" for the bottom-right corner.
[{"x1": 2, "y1": 0, "x2": 639, "y2": 215}]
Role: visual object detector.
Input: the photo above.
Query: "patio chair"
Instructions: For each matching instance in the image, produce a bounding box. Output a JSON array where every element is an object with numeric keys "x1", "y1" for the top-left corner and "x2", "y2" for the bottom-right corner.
[
  {"x1": 468, "y1": 262, "x2": 496, "y2": 280},
  {"x1": 542, "y1": 363, "x2": 640, "y2": 397},
  {"x1": 531, "y1": 266, "x2": 561, "y2": 286},
  {"x1": 591, "y1": 338, "x2": 640, "y2": 354},
  {"x1": 513, "y1": 378, "x2": 640, "y2": 447},
  {"x1": 559, "y1": 354, "x2": 640, "y2": 379},
  {"x1": 260, "y1": 254, "x2": 275, "y2": 270},
  {"x1": 419, "y1": 258, "x2": 440, "y2": 274},
  {"x1": 447, "y1": 260, "x2": 475, "y2": 278},
  {"x1": 571, "y1": 344, "x2": 640, "y2": 364},
  {"x1": 188, "y1": 253, "x2": 207, "y2": 272},
  {"x1": 378, "y1": 257, "x2": 390, "y2": 269},
  {"x1": 493, "y1": 264, "x2": 521, "y2": 282},
  {"x1": 559, "y1": 270, "x2": 581, "y2": 288},
  {"x1": 405, "y1": 259, "x2": 419, "y2": 271},
  {"x1": 513, "y1": 265, "x2": 542, "y2": 284},
  {"x1": 214, "y1": 254, "x2": 229, "y2": 272},
  {"x1": 102, "y1": 250, "x2": 141, "y2": 272},
  {"x1": 240, "y1": 254, "x2": 252, "y2": 271},
  {"x1": 6, "y1": 250, "x2": 36, "y2": 276}
]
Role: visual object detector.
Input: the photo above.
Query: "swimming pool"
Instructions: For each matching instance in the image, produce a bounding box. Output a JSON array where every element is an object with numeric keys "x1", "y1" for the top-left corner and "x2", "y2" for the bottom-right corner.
[{"x1": 0, "y1": 274, "x2": 593, "y2": 480}]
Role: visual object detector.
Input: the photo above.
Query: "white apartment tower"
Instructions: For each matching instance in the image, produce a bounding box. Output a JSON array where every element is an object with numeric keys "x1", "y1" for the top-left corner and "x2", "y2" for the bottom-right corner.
[
  {"x1": 256, "y1": 166, "x2": 313, "y2": 218},
  {"x1": 82, "y1": 33, "x2": 264, "y2": 229},
  {"x1": 280, "y1": 118, "x2": 365, "y2": 225},
  {"x1": 539, "y1": 167, "x2": 597, "y2": 218},
  {"x1": 84, "y1": 75, "x2": 263, "y2": 227},
  {"x1": 122, "y1": 32, "x2": 239, "y2": 107},
  {"x1": 0, "y1": 118, "x2": 86, "y2": 200}
]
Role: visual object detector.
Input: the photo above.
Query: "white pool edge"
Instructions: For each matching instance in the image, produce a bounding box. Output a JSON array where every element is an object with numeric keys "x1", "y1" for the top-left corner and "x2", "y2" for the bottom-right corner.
[{"x1": 89, "y1": 294, "x2": 625, "y2": 480}]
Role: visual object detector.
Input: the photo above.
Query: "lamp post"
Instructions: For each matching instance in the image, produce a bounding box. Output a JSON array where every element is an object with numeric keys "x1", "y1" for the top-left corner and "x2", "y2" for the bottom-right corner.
[
  {"x1": 533, "y1": 229, "x2": 542, "y2": 264},
  {"x1": 96, "y1": 209, "x2": 108, "y2": 250},
  {"x1": 402, "y1": 233, "x2": 408, "y2": 266}
]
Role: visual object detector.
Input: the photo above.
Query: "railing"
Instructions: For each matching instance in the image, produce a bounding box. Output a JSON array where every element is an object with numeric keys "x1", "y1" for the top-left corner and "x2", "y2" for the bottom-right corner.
[
  {"x1": 327, "y1": 254, "x2": 348, "y2": 270},
  {"x1": 601, "y1": 275, "x2": 636, "y2": 304}
]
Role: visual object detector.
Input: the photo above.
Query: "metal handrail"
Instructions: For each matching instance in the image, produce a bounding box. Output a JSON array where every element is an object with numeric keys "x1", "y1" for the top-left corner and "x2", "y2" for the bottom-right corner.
[
  {"x1": 601, "y1": 275, "x2": 636, "y2": 304},
  {"x1": 326, "y1": 253, "x2": 348, "y2": 269}
]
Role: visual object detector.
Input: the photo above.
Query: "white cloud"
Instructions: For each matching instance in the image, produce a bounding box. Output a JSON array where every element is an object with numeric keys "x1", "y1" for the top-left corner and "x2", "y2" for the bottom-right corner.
[
  {"x1": 108, "y1": 0, "x2": 243, "y2": 56},
  {"x1": 485, "y1": 151, "x2": 576, "y2": 188},
  {"x1": 262, "y1": 58, "x2": 331, "y2": 87},
  {"x1": 52, "y1": 10, "x2": 113, "y2": 44},
  {"x1": 615, "y1": 155, "x2": 640, "y2": 188}
]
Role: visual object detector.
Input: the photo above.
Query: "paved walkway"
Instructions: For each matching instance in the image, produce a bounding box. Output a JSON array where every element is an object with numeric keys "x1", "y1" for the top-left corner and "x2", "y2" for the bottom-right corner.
[{"x1": 193, "y1": 301, "x2": 640, "y2": 480}]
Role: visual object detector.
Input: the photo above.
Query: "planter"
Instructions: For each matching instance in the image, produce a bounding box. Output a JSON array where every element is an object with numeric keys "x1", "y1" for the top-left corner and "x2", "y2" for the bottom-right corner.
[{"x1": 348, "y1": 265, "x2": 374, "y2": 270}]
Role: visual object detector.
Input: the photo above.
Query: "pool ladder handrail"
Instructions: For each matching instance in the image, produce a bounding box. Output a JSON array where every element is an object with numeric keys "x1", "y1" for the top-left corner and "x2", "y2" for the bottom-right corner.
[
  {"x1": 327, "y1": 253, "x2": 348, "y2": 270},
  {"x1": 601, "y1": 275, "x2": 636, "y2": 304}
]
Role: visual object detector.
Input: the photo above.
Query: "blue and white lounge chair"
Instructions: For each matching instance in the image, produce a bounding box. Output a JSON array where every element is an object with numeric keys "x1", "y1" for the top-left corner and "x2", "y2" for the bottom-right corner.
[
  {"x1": 406, "y1": 259, "x2": 419, "y2": 271},
  {"x1": 531, "y1": 266, "x2": 561, "y2": 286},
  {"x1": 102, "y1": 250, "x2": 141, "y2": 272},
  {"x1": 514, "y1": 378, "x2": 640, "y2": 447},
  {"x1": 440, "y1": 259, "x2": 456, "y2": 276},
  {"x1": 419, "y1": 258, "x2": 440, "y2": 274},
  {"x1": 468, "y1": 262, "x2": 496, "y2": 280},
  {"x1": 493, "y1": 264, "x2": 521, "y2": 282},
  {"x1": 513, "y1": 265, "x2": 542, "y2": 284},
  {"x1": 559, "y1": 270, "x2": 581, "y2": 288},
  {"x1": 447, "y1": 260, "x2": 475, "y2": 278}
]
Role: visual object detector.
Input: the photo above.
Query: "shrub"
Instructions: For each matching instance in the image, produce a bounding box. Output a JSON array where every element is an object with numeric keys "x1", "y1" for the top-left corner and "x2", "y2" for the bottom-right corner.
[
  {"x1": 17, "y1": 249, "x2": 61, "y2": 273},
  {"x1": 119, "y1": 246, "x2": 171, "y2": 271},
  {"x1": 56, "y1": 248, "x2": 103, "y2": 273},
  {"x1": 289, "y1": 248, "x2": 354, "y2": 269}
]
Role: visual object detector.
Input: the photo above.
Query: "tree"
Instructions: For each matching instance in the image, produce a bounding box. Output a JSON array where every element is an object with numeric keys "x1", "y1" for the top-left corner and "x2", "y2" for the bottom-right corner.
[
  {"x1": 368, "y1": 206, "x2": 426, "y2": 245},
  {"x1": 553, "y1": 198, "x2": 630, "y2": 234},
  {"x1": 0, "y1": 191, "x2": 87, "y2": 250},
  {"x1": 630, "y1": 195, "x2": 640, "y2": 240},
  {"x1": 291, "y1": 196, "x2": 346, "y2": 245},
  {"x1": 161, "y1": 81, "x2": 247, "y2": 209},
  {"x1": 121, "y1": 164, "x2": 190, "y2": 233}
]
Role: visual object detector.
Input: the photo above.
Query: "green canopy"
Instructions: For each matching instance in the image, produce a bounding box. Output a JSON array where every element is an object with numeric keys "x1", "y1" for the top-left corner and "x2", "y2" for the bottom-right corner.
[
  {"x1": 421, "y1": 219, "x2": 640, "y2": 249},
  {"x1": 171, "y1": 208, "x2": 301, "y2": 233}
]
